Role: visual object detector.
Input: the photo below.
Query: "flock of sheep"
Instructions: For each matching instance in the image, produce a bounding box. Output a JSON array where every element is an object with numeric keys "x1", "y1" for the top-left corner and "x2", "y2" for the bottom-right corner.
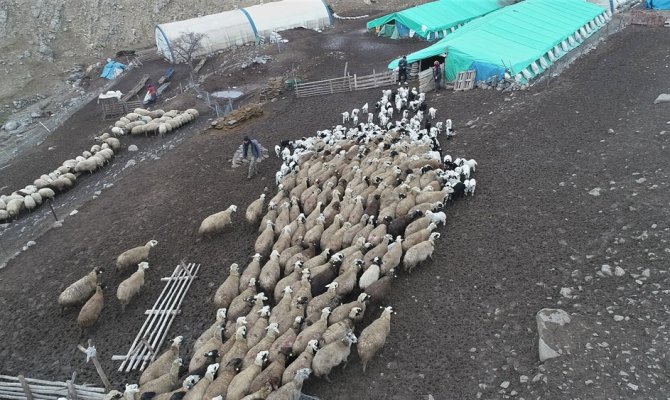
[
  {"x1": 88, "y1": 87, "x2": 479, "y2": 400},
  {"x1": 0, "y1": 108, "x2": 198, "y2": 223}
]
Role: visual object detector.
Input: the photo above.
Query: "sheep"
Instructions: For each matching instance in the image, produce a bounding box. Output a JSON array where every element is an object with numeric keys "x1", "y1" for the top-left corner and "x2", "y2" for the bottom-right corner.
[
  {"x1": 183, "y1": 363, "x2": 219, "y2": 400},
  {"x1": 74, "y1": 158, "x2": 98, "y2": 174},
  {"x1": 364, "y1": 269, "x2": 396, "y2": 307},
  {"x1": 198, "y1": 205, "x2": 238, "y2": 236},
  {"x1": 149, "y1": 375, "x2": 201, "y2": 400},
  {"x1": 464, "y1": 178, "x2": 477, "y2": 196},
  {"x1": 293, "y1": 307, "x2": 331, "y2": 355},
  {"x1": 214, "y1": 263, "x2": 241, "y2": 309},
  {"x1": 23, "y1": 194, "x2": 36, "y2": 211},
  {"x1": 402, "y1": 222, "x2": 438, "y2": 252},
  {"x1": 259, "y1": 251, "x2": 281, "y2": 294},
  {"x1": 358, "y1": 261, "x2": 380, "y2": 290},
  {"x1": 357, "y1": 306, "x2": 394, "y2": 372},
  {"x1": 228, "y1": 279, "x2": 257, "y2": 321},
  {"x1": 329, "y1": 293, "x2": 369, "y2": 325},
  {"x1": 282, "y1": 339, "x2": 317, "y2": 386},
  {"x1": 140, "y1": 336, "x2": 184, "y2": 385},
  {"x1": 6, "y1": 198, "x2": 23, "y2": 218},
  {"x1": 403, "y1": 232, "x2": 440, "y2": 274},
  {"x1": 203, "y1": 358, "x2": 243, "y2": 400},
  {"x1": 255, "y1": 221, "x2": 275, "y2": 258},
  {"x1": 116, "y1": 240, "x2": 158, "y2": 273},
  {"x1": 240, "y1": 254, "x2": 262, "y2": 292},
  {"x1": 137, "y1": 358, "x2": 182, "y2": 398},
  {"x1": 58, "y1": 267, "x2": 103, "y2": 313},
  {"x1": 226, "y1": 351, "x2": 269, "y2": 400},
  {"x1": 116, "y1": 261, "x2": 149, "y2": 312},
  {"x1": 246, "y1": 306, "x2": 271, "y2": 348},
  {"x1": 312, "y1": 331, "x2": 357, "y2": 381},
  {"x1": 247, "y1": 353, "x2": 285, "y2": 394},
  {"x1": 266, "y1": 368, "x2": 311, "y2": 400},
  {"x1": 194, "y1": 309, "x2": 227, "y2": 352},
  {"x1": 76, "y1": 283, "x2": 105, "y2": 336},
  {"x1": 342, "y1": 111, "x2": 350, "y2": 124},
  {"x1": 428, "y1": 107, "x2": 437, "y2": 120}
]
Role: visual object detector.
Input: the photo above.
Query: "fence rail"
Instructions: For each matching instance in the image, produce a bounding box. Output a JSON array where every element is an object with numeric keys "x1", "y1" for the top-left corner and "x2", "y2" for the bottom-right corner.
[
  {"x1": 113, "y1": 262, "x2": 200, "y2": 372},
  {"x1": 0, "y1": 374, "x2": 105, "y2": 400},
  {"x1": 295, "y1": 70, "x2": 397, "y2": 98}
]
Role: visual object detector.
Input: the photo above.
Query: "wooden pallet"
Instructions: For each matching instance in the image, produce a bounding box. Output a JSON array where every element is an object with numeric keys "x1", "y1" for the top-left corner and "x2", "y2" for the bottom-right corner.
[
  {"x1": 0, "y1": 374, "x2": 105, "y2": 400},
  {"x1": 454, "y1": 70, "x2": 476, "y2": 91},
  {"x1": 112, "y1": 262, "x2": 200, "y2": 372},
  {"x1": 100, "y1": 98, "x2": 143, "y2": 120}
]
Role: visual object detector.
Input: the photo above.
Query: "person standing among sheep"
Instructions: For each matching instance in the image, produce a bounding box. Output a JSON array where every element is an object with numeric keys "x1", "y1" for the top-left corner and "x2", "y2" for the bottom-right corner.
[{"x1": 242, "y1": 136, "x2": 262, "y2": 179}]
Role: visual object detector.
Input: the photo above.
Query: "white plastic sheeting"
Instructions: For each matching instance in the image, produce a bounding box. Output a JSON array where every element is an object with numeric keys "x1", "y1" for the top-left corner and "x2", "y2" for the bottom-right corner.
[
  {"x1": 586, "y1": 0, "x2": 637, "y2": 11},
  {"x1": 155, "y1": 0, "x2": 332, "y2": 62}
]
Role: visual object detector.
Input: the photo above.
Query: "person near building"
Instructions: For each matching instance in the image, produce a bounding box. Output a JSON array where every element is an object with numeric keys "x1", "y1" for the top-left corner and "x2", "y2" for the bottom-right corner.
[
  {"x1": 398, "y1": 55, "x2": 408, "y2": 85},
  {"x1": 433, "y1": 61, "x2": 443, "y2": 91}
]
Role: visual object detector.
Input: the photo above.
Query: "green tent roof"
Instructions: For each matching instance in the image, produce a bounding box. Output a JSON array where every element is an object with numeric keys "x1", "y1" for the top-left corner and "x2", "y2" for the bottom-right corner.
[
  {"x1": 367, "y1": 0, "x2": 502, "y2": 40},
  {"x1": 389, "y1": 0, "x2": 609, "y2": 82}
]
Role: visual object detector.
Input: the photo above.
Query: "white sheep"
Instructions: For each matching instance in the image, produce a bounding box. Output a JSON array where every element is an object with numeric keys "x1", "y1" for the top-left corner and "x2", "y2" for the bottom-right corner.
[
  {"x1": 464, "y1": 178, "x2": 477, "y2": 196},
  {"x1": 425, "y1": 210, "x2": 446, "y2": 226},
  {"x1": 198, "y1": 205, "x2": 238, "y2": 236},
  {"x1": 428, "y1": 107, "x2": 437, "y2": 120},
  {"x1": 367, "y1": 113, "x2": 374, "y2": 124},
  {"x1": 342, "y1": 111, "x2": 350, "y2": 124},
  {"x1": 402, "y1": 232, "x2": 440, "y2": 274},
  {"x1": 75, "y1": 158, "x2": 98, "y2": 174},
  {"x1": 116, "y1": 240, "x2": 158, "y2": 273},
  {"x1": 361, "y1": 103, "x2": 368, "y2": 114},
  {"x1": 117, "y1": 262, "x2": 149, "y2": 312}
]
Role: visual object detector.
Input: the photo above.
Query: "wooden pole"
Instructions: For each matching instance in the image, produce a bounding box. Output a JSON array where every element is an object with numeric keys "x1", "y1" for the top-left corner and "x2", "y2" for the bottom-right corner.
[
  {"x1": 66, "y1": 372, "x2": 78, "y2": 400},
  {"x1": 343, "y1": 62, "x2": 348, "y2": 77},
  {"x1": 17, "y1": 375, "x2": 33, "y2": 400},
  {"x1": 48, "y1": 200, "x2": 59, "y2": 221},
  {"x1": 78, "y1": 340, "x2": 111, "y2": 391}
]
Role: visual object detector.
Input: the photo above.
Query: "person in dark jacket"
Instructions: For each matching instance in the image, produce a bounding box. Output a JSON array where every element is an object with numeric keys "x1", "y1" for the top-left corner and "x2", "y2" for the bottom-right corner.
[
  {"x1": 433, "y1": 61, "x2": 443, "y2": 91},
  {"x1": 398, "y1": 55, "x2": 408, "y2": 85},
  {"x1": 242, "y1": 136, "x2": 262, "y2": 179}
]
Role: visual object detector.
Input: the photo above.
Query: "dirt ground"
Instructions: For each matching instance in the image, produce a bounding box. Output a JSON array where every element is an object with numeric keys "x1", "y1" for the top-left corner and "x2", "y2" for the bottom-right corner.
[{"x1": 1, "y1": 16, "x2": 670, "y2": 400}]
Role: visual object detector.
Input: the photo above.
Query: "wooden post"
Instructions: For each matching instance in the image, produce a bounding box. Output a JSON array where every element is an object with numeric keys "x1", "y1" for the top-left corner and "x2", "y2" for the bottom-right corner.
[
  {"x1": 343, "y1": 62, "x2": 348, "y2": 77},
  {"x1": 78, "y1": 340, "x2": 111, "y2": 391},
  {"x1": 17, "y1": 375, "x2": 33, "y2": 400},
  {"x1": 354, "y1": 74, "x2": 357, "y2": 91},
  {"x1": 66, "y1": 372, "x2": 79, "y2": 400},
  {"x1": 48, "y1": 200, "x2": 59, "y2": 221}
]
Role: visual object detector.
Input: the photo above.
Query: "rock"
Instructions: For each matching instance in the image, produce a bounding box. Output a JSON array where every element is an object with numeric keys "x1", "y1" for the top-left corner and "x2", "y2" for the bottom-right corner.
[
  {"x1": 125, "y1": 159, "x2": 136, "y2": 168},
  {"x1": 127, "y1": 145, "x2": 138, "y2": 152},
  {"x1": 601, "y1": 264, "x2": 613, "y2": 276},
  {"x1": 26, "y1": 241, "x2": 36, "y2": 248},
  {"x1": 642, "y1": 268, "x2": 650, "y2": 278},
  {"x1": 635, "y1": 177, "x2": 647, "y2": 184},
  {"x1": 653, "y1": 94, "x2": 670, "y2": 104},
  {"x1": 588, "y1": 187, "x2": 602, "y2": 196},
  {"x1": 614, "y1": 266, "x2": 625, "y2": 276},
  {"x1": 31, "y1": 111, "x2": 42, "y2": 118},
  {"x1": 536, "y1": 308, "x2": 573, "y2": 362},
  {"x1": 69, "y1": 210, "x2": 78, "y2": 216},
  {"x1": 613, "y1": 315, "x2": 624, "y2": 321},
  {"x1": 627, "y1": 383, "x2": 638, "y2": 391},
  {"x1": 3, "y1": 120, "x2": 19, "y2": 131},
  {"x1": 500, "y1": 381, "x2": 510, "y2": 389},
  {"x1": 607, "y1": 128, "x2": 614, "y2": 133},
  {"x1": 559, "y1": 287, "x2": 573, "y2": 298}
]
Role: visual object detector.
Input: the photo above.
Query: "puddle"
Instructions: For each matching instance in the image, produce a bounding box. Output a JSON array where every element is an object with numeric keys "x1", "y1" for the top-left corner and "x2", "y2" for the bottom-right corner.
[{"x1": 211, "y1": 90, "x2": 244, "y2": 99}]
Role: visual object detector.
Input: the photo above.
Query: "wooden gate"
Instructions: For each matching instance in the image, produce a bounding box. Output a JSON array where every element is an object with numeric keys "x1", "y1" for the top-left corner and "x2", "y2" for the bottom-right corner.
[{"x1": 295, "y1": 70, "x2": 397, "y2": 98}]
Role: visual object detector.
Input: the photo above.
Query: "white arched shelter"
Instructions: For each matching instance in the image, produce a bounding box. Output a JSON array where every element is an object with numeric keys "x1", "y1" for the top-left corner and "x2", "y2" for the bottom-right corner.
[{"x1": 155, "y1": 0, "x2": 332, "y2": 63}]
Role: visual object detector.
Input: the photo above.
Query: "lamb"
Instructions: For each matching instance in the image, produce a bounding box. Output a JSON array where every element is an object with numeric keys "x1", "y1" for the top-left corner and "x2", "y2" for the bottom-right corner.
[
  {"x1": 198, "y1": 205, "x2": 238, "y2": 236},
  {"x1": 464, "y1": 178, "x2": 477, "y2": 196},
  {"x1": 76, "y1": 283, "x2": 105, "y2": 336},
  {"x1": 428, "y1": 107, "x2": 437, "y2": 120},
  {"x1": 361, "y1": 103, "x2": 368, "y2": 114},
  {"x1": 357, "y1": 306, "x2": 394, "y2": 372},
  {"x1": 226, "y1": 351, "x2": 269, "y2": 400},
  {"x1": 116, "y1": 240, "x2": 158, "y2": 273},
  {"x1": 140, "y1": 336, "x2": 184, "y2": 385},
  {"x1": 245, "y1": 194, "x2": 265, "y2": 225},
  {"x1": 425, "y1": 210, "x2": 446, "y2": 226},
  {"x1": 57, "y1": 267, "x2": 103, "y2": 313},
  {"x1": 342, "y1": 111, "x2": 350, "y2": 124},
  {"x1": 116, "y1": 261, "x2": 149, "y2": 312},
  {"x1": 213, "y1": 263, "x2": 241, "y2": 309},
  {"x1": 402, "y1": 232, "x2": 440, "y2": 274},
  {"x1": 312, "y1": 332, "x2": 357, "y2": 381}
]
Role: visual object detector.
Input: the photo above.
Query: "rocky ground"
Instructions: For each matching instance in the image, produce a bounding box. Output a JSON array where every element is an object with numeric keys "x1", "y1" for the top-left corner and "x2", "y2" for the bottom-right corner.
[{"x1": 0, "y1": 6, "x2": 669, "y2": 400}]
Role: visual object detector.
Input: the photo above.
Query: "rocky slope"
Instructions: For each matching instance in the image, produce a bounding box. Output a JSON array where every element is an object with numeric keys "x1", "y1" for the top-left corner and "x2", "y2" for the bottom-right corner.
[{"x1": 0, "y1": 0, "x2": 423, "y2": 109}]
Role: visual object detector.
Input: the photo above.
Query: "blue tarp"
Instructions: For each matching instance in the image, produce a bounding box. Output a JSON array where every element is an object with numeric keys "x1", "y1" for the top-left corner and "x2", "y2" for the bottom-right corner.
[
  {"x1": 646, "y1": 0, "x2": 670, "y2": 9},
  {"x1": 100, "y1": 60, "x2": 126, "y2": 80}
]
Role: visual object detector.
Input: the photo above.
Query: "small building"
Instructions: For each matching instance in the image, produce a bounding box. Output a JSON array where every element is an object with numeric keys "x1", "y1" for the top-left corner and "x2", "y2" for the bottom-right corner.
[
  {"x1": 155, "y1": 0, "x2": 333, "y2": 63},
  {"x1": 367, "y1": 0, "x2": 501, "y2": 41}
]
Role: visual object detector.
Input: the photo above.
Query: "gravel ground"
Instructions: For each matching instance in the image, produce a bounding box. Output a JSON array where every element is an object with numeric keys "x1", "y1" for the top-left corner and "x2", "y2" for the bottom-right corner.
[{"x1": 0, "y1": 19, "x2": 669, "y2": 400}]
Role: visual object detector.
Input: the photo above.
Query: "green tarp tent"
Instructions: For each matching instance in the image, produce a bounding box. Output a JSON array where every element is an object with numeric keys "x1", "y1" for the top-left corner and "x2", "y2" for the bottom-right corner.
[
  {"x1": 367, "y1": 0, "x2": 502, "y2": 41},
  {"x1": 389, "y1": 0, "x2": 610, "y2": 83}
]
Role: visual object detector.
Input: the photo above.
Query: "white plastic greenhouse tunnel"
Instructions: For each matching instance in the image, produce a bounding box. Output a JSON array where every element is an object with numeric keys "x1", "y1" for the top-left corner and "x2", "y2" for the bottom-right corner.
[{"x1": 155, "y1": 0, "x2": 333, "y2": 63}]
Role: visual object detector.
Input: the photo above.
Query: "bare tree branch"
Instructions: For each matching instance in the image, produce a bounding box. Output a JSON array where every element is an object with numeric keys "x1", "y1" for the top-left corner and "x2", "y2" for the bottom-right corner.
[{"x1": 171, "y1": 32, "x2": 207, "y2": 69}]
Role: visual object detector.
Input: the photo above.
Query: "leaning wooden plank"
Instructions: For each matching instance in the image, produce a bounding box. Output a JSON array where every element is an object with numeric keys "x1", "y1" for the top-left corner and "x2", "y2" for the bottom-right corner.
[
  {"x1": 117, "y1": 264, "x2": 180, "y2": 371},
  {"x1": 128, "y1": 265, "x2": 186, "y2": 371},
  {"x1": 139, "y1": 263, "x2": 199, "y2": 370},
  {"x1": 121, "y1": 74, "x2": 150, "y2": 102}
]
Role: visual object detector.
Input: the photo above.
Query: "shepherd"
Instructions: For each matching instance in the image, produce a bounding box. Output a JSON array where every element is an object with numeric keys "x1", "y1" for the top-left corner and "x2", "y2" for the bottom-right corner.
[
  {"x1": 432, "y1": 61, "x2": 443, "y2": 91},
  {"x1": 242, "y1": 136, "x2": 262, "y2": 179},
  {"x1": 398, "y1": 55, "x2": 408, "y2": 85}
]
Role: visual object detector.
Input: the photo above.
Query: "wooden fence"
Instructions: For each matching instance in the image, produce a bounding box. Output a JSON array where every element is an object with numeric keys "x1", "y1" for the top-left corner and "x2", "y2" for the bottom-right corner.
[
  {"x1": 0, "y1": 374, "x2": 105, "y2": 400},
  {"x1": 295, "y1": 70, "x2": 397, "y2": 98},
  {"x1": 113, "y1": 262, "x2": 200, "y2": 372}
]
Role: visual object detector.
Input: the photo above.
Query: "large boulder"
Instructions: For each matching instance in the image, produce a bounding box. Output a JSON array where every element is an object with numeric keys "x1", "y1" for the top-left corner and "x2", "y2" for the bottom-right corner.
[{"x1": 536, "y1": 308, "x2": 574, "y2": 362}]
